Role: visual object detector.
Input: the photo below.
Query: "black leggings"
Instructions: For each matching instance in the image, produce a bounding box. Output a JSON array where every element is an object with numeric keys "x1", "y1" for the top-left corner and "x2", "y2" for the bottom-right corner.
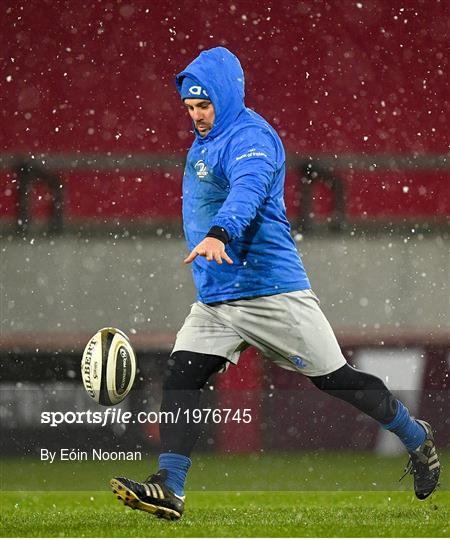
[
  {"x1": 309, "y1": 363, "x2": 398, "y2": 423},
  {"x1": 159, "y1": 352, "x2": 397, "y2": 456},
  {"x1": 159, "y1": 350, "x2": 226, "y2": 456}
]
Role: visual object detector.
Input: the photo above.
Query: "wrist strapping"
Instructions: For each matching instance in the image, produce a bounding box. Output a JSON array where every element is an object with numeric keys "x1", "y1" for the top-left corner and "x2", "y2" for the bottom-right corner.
[{"x1": 206, "y1": 226, "x2": 229, "y2": 244}]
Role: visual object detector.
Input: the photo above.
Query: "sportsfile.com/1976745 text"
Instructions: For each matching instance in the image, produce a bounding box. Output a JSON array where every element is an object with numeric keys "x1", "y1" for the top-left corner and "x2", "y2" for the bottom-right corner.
[{"x1": 40, "y1": 408, "x2": 252, "y2": 427}]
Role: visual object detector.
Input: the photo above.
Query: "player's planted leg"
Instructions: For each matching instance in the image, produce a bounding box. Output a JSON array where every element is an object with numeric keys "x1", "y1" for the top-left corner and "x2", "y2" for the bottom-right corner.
[
  {"x1": 111, "y1": 470, "x2": 185, "y2": 520},
  {"x1": 309, "y1": 363, "x2": 440, "y2": 499},
  {"x1": 111, "y1": 351, "x2": 226, "y2": 519}
]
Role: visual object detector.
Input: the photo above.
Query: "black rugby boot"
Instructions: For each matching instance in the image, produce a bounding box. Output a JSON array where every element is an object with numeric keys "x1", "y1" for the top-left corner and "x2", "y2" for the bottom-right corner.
[
  {"x1": 400, "y1": 420, "x2": 440, "y2": 500},
  {"x1": 110, "y1": 469, "x2": 184, "y2": 520}
]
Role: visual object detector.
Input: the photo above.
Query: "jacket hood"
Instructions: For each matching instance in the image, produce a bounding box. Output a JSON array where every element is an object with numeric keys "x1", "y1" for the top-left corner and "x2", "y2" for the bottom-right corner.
[{"x1": 176, "y1": 47, "x2": 245, "y2": 140}]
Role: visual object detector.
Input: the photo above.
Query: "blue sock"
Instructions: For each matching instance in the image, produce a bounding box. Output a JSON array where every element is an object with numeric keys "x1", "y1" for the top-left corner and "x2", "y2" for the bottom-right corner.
[
  {"x1": 381, "y1": 400, "x2": 426, "y2": 452},
  {"x1": 158, "y1": 453, "x2": 192, "y2": 497}
]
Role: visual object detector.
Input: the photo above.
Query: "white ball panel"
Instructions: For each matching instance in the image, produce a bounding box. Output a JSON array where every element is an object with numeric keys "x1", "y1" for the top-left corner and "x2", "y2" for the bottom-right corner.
[{"x1": 81, "y1": 331, "x2": 103, "y2": 403}]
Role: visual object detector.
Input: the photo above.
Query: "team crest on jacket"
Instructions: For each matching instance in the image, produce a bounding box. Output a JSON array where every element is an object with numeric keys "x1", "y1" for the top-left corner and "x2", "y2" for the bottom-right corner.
[{"x1": 194, "y1": 160, "x2": 208, "y2": 179}]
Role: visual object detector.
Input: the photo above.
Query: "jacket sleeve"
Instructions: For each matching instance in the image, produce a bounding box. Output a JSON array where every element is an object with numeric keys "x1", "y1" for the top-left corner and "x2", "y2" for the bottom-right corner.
[{"x1": 210, "y1": 129, "x2": 279, "y2": 240}]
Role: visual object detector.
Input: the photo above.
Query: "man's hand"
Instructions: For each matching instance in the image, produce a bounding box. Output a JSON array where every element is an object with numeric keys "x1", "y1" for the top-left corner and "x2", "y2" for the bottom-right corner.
[{"x1": 184, "y1": 237, "x2": 233, "y2": 265}]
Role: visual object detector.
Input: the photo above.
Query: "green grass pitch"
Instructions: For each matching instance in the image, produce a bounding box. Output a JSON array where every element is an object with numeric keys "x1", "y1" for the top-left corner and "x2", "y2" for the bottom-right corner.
[{"x1": 1, "y1": 452, "x2": 448, "y2": 537}]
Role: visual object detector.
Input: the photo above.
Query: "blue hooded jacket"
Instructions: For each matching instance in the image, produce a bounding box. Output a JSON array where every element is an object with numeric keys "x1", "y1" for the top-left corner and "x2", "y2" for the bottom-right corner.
[{"x1": 176, "y1": 47, "x2": 310, "y2": 303}]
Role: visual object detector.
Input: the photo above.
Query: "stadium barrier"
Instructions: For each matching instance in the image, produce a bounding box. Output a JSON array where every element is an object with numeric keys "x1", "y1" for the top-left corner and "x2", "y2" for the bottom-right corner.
[
  {"x1": 1, "y1": 151, "x2": 449, "y2": 235},
  {"x1": 13, "y1": 158, "x2": 64, "y2": 235}
]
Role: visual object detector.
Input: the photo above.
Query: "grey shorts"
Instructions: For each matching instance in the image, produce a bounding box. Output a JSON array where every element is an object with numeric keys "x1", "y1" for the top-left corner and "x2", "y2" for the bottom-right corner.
[{"x1": 172, "y1": 289, "x2": 347, "y2": 377}]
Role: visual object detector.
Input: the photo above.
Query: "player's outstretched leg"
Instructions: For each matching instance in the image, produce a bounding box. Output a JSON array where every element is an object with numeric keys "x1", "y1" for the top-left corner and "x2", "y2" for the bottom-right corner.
[
  {"x1": 396, "y1": 418, "x2": 440, "y2": 499},
  {"x1": 310, "y1": 363, "x2": 440, "y2": 499},
  {"x1": 111, "y1": 351, "x2": 227, "y2": 519}
]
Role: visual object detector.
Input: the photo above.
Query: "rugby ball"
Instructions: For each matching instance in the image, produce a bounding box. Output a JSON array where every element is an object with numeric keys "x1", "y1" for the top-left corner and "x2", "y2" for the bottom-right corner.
[{"x1": 81, "y1": 327, "x2": 136, "y2": 406}]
